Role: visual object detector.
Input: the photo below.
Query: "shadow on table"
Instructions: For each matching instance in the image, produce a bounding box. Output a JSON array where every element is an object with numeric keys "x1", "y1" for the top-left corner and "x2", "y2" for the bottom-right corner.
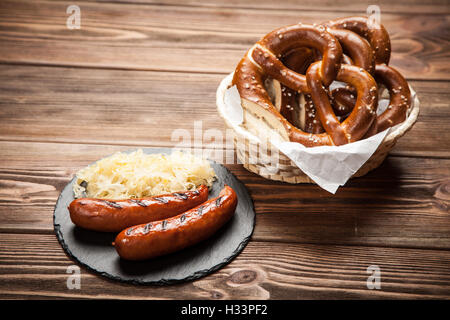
[{"x1": 262, "y1": 156, "x2": 407, "y2": 246}]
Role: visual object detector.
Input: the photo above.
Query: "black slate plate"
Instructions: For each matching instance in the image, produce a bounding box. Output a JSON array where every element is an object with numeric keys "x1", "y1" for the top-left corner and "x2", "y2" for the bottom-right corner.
[{"x1": 53, "y1": 148, "x2": 255, "y2": 285}]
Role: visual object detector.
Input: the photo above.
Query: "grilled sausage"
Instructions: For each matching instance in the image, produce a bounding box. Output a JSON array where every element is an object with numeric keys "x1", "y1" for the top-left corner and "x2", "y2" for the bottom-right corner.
[
  {"x1": 68, "y1": 185, "x2": 209, "y2": 232},
  {"x1": 113, "y1": 185, "x2": 238, "y2": 261}
]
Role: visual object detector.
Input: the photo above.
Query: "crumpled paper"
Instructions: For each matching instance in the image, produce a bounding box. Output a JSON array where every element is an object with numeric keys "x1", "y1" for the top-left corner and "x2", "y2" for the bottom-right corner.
[{"x1": 222, "y1": 82, "x2": 417, "y2": 194}]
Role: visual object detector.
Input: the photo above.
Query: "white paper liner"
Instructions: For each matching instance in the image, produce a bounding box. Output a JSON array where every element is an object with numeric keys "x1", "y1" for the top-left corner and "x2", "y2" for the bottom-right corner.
[{"x1": 218, "y1": 72, "x2": 419, "y2": 194}]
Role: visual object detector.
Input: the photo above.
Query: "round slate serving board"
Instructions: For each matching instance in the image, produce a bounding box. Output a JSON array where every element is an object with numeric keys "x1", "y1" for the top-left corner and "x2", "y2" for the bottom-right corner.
[{"x1": 53, "y1": 148, "x2": 255, "y2": 285}]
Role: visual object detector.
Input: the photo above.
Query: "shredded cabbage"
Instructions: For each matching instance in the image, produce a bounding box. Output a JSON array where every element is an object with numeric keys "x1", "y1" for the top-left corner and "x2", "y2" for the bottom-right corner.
[{"x1": 73, "y1": 149, "x2": 216, "y2": 199}]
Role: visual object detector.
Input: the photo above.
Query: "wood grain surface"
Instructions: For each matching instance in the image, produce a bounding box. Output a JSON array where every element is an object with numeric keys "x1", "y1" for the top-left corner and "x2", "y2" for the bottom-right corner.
[{"x1": 0, "y1": 0, "x2": 449, "y2": 300}]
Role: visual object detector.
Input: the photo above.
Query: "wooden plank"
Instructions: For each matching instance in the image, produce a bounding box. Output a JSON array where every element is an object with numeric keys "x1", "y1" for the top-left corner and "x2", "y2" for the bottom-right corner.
[
  {"x1": 0, "y1": 1, "x2": 448, "y2": 80},
  {"x1": 0, "y1": 141, "x2": 449, "y2": 249},
  {"x1": 0, "y1": 0, "x2": 448, "y2": 302},
  {"x1": 84, "y1": 0, "x2": 450, "y2": 14},
  {"x1": 0, "y1": 65, "x2": 448, "y2": 158},
  {"x1": 0, "y1": 233, "x2": 449, "y2": 299}
]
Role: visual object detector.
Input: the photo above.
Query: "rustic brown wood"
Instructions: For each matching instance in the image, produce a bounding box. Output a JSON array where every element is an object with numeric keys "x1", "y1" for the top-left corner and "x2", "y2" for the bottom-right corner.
[
  {"x1": 0, "y1": 1, "x2": 449, "y2": 79},
  {"x1": 0, "y1": 0, "x2": 449, "y2": 300},
  {"x1": 0, "y1": 233, "x2": 449, "y2": 299},
  {"x1": 0, "y1": 65, "x2": 448, "y2": 158},
  {"x1": 85, "y1": 0, "x2": 450, "y2": 14}
]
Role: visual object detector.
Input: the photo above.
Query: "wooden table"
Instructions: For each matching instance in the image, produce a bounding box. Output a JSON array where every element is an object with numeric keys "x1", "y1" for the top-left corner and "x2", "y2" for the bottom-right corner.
[{"x1": 0, "y1": 0, "x2": 449, "y2": 300}]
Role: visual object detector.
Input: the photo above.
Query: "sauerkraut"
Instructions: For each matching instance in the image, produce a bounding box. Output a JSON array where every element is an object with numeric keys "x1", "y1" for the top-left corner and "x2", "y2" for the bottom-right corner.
[{"x1": 72, "y1": 149, "x2": 216, "y2": 199}]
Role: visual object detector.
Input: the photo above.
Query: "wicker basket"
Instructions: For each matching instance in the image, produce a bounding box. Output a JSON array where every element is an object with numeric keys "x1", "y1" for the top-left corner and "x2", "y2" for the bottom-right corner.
[{"x1": 216, "y1": 72, "x2": 420, "y2": 184}]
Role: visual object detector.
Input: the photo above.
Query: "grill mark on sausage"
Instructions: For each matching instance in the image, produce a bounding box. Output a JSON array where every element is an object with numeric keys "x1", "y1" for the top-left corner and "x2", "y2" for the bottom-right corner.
[
  {"x1": 143, "y1": 223, "x2": 152, "y2": 234},
  {"x1": 215, "y1": 197, "x2": 222, "y2": 207},
  {"x1": 174, "y1": 192, "x2": 188, "y2": 200},
  {"x1": 129, "y1": 199, "x2": 148, "y2": 207},
  {"x1": 154, "y1": 197, "x2": 169, "y2": 204},
  {"x1": 180, "y1": 214, "x2": 186, "y2": 223},
  {"x1": 126, "y1": 227, "x2": 134, "y2": 236},
  {"x1": 102, "y1": 200, "x2": 123, "y2": 209},
  {"x1": 161, "y1": 220, "x2": 168, "y2": 230},
  {"x1": 197, "y1": 205, "x2": 205, "y2": 216}
]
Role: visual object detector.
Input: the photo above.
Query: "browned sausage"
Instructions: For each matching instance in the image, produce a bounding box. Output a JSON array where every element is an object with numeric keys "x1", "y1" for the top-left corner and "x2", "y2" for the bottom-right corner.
[
  {"x1": 113, "y1": 185, "x2": 238, "y2": 261},
  {"x1": 68, "y1": 185, "x2": 209, "y2": 232}
]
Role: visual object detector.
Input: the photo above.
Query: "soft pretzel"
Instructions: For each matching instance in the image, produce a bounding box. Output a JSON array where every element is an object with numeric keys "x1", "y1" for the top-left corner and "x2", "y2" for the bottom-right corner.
[
  {"x1": 258, "y1": 26, "x2": 375, "y2": 133},
  {"x1": 233, "y1": 54, "x2": 333, "y2": 147},
  {"x1": 231, "y1": 17, "x2": 411, "y2": 147},
  {"x1": 374, "y1": 63, "x2": 412, "y2": 132},
  {"x1": 305, "y1": 62, "x2": 378, "y2": 145},
  {"x1": 275, "y1": 37, "x2": 370, "y2": 134},
  {"x1": 250, "y1": 24, "x2": 343, "y2": 91},
  {"x1": 328, "y1": 64, "x2": 412, "y2": 135},
  {"x1": 268, "y1": 47, "x2": 316, "y2": 129},
  {"x1": 298, "y1": 17, "x2": 410, "y2": 135},
  {"x1": 326, "y1": 28, "x2": 375, "y2": 74},
  {"x1": 232, "y1": 24, "x2": 343, "y2": 146},
  {"x1": 325, "y1": 17, "x2": 411, "y2": 134},
  {"x1": 303, "y1": 93, "x2": 324, "y2": 134},
  {"x1": 324, "y1": 16, "x2": 391, "y2": 65},
  {"x1": 331, "y1": 87, "x2": 356, "y2": 116}
]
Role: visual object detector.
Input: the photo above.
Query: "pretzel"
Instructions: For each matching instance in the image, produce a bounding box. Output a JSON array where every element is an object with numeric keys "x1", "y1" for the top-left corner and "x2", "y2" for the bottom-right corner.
[
  {"x1": 231, "y1": 17, "x2": 411, "y2": 147},
  {"x1": 290, "y1": 17, "x2": 410, "y2": 135},
  {"x1": 327, "y1": 64, "x2": 411, "y2": 136},
  {"x1": 306, "y1": 62, "x2": 378, "y2": 145},
  {"x1": 233, "y1": 54, "x2": 333, "y2": 147},
  {"x1": 277, "y1": 31, "x2": 372, "y2": 134},
  {"x1": 341, "y1": 54, "x2": 354, "y2": 66},
  {"x1": 323, "y1": 16, "x2": 391, "y2": 65},
  {"x1": 324, "y1": 17, "x2": 411, "y2": 134},
  {"x1": 266, "y1": 47, "x2": 315, "y2": 129},
  {"x1": 331, "y1": 87, "x2": 356, "y2": 116},
  {"x1": 303, "y1": 93, "x2": 324, "y2": 134},
  {"x1": 327, "y1": 28, "x2": 375, "y2": 74},
  {"x1": 373, "y1": 63, "x2": 412, "y2": 132},
  {"x1": 264, "y1": 21, "x2": 378, "y2": 128},
  {"x1": 258, "y1": 26, "x2": 375, "y2": 133},
  {"x1": 250, "y1": 24, "x2": 343, "y2": 91}
]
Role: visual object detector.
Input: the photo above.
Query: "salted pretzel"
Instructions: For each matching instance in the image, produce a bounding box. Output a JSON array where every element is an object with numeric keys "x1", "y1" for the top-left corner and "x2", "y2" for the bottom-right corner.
[
  {"x1": 232, "y1": 23, "x2": 379, "y2": 146},
  {"x1": 324, "y1": 17, "x2": 411, "y2": 134},
  {"x1": 250, "y1": 24, "x2": 342, "y2": 92},
  {"x1": 331, "y1": 87, "x2": 356, "y2": 116},
  {"x1": 327, "y1": 63, "x2": 411, "y2": 135},
  {"x1": 266, "y1": 47, "x2": 315, "y2": 128},
  {"x1": 266, "y1": 47, "x2": 322, "y2": 133},
  {"x1": 373, "y1": 63, "x2": 412, "y2": 132},
  {"x1": 304, "y1": 27, "x2": 375, "y2": 133},
  {"x1": 232, "y1": 17, "x2": 413, "y2": 147},
  {"x1": 306, "y1": 62, "x2": 378, "y2": 144},
  {"x1": 282, "y1": 19, "x2": 382, "y2": 125},
  {"x1": 257, "y1": 26, "x2": 375, "y2": 135},
  {"x1": 323, "y1": 16, "x2": 391, "y2": 65},
  {"x1": 256, "y1": 17, "x2": 410, "y2": 138}
]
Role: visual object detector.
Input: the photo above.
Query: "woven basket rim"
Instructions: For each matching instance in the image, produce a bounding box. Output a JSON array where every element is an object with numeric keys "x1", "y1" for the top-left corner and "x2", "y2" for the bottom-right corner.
[{"x1": 216, "y1": 71, "x2": 420, "y2": 147}]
